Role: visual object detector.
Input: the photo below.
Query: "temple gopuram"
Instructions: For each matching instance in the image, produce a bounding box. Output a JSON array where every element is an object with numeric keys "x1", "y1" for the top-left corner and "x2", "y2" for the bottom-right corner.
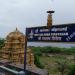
[{"x1": 1, "y1": 28, "x2": 34, "y2": 66}]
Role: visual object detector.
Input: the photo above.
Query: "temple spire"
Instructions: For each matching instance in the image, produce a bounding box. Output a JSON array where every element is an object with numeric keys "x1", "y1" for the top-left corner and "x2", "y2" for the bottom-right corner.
[
  {"x1": 15, "y1": 27, "x2": 19, "y2": 32},
  {"x1": 16, "y1": 27, "x2": 18, "y2": 31}
]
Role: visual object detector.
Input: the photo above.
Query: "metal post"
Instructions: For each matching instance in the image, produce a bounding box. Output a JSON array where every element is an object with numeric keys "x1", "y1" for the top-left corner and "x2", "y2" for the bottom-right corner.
[{"x1": 24, "y1": 28, "x2": 27, "y2": 72}]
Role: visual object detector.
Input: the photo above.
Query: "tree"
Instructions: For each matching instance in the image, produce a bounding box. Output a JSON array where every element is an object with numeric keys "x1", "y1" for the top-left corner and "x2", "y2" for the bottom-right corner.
[{"x1": 0, "y1": 38, "x2": 5, "y2": 50}]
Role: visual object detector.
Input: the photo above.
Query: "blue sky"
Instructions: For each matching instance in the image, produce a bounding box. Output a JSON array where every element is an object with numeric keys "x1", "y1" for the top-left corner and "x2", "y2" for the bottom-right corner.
[{"x1": 0, "y1": 0, "x2": 75, "y2": 37}]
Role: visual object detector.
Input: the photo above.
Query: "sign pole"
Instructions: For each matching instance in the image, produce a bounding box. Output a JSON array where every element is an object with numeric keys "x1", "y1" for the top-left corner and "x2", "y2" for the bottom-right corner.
[{"x1": 24, "y1": 28, "x2": 27, "y2": 72}]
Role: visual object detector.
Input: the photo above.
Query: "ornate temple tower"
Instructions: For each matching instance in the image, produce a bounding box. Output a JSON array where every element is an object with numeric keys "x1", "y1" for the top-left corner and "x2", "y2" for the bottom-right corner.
[{"x1": 1, "y1": 28, "x2": 34, "y2": 65}]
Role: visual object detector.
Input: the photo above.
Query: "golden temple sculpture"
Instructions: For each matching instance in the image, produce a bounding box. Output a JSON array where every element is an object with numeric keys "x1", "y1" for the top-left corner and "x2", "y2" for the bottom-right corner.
[{"x1": 1, "y1": 28, "x2": 34, "y2": 65}]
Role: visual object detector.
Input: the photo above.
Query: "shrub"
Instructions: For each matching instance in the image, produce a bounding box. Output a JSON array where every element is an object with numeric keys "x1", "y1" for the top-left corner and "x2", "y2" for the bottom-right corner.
[
  {"x1": 68, "y1": 65, "x2": 75, "y2": 75},
  {"x1": 34, "y1": 55, "x2": 44, "y2": 69},
  {"x1": 32, "y1": 47, "x2": 42, "y2": 56}
]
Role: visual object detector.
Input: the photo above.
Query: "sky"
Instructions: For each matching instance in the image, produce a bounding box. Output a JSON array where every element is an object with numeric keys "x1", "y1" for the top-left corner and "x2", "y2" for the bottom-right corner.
[{"x1": 0, "y1": 0, "x2": 75, "y2": 38}]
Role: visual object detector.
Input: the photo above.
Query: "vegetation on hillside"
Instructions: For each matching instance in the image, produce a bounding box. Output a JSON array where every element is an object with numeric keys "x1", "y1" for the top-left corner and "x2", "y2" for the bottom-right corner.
[
  {"x1": 68, "y1": 65, "x2": 75, "y2": 75},
  {"x1": 32, "y1": 46, "x2": 75, "y2": 55},
  {"x1": 31, "y1": 46, "x2": 75, "y2": 75},
  {"x1": 0, "y1": 38, "x2": 5, "y2": 58},
  {"x1": 0, "y1": 38, "x2": 5, "y2": 50},
  {"x1": 34, "y1": 55, "x2": 44, "y2": 69}
]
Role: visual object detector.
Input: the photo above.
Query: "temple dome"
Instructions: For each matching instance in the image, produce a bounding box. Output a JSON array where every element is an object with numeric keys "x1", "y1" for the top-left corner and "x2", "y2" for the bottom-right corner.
[{"x1": 6, "y1": 28, "x2": 24, "y2": 40}]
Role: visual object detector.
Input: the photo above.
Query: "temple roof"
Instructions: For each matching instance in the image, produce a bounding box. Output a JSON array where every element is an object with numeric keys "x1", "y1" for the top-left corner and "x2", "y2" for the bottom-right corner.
[{"x1": 6, "y1": 28, "x2": 24, "y2": 39}]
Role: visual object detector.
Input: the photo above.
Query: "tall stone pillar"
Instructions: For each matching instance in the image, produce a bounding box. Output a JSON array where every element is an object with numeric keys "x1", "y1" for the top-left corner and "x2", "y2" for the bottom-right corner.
[{"x1": 47, "y1": 10, "x2": 54, "y2": 27}]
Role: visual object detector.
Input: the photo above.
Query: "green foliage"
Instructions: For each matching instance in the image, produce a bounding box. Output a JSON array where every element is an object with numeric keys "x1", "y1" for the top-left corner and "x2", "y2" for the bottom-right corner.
[
  {"x1": 32, "y1": 47, "x2": 42, "y2": 56},
  {"x1": 34, "y1": 55, "x2": 44, "y2": 69},
  {"x1": 31, "y1": 46, "x2": 75, "y2": 75},
  {"x1": 68, "y1": 65, "x2": 75, "y2": 75},
  {"x1": 69, "y1": 47, "x2": 75, "y2": 54},
  {"x1": 32, "y1": 47, "x2": 44, "y2": 68},
  {"x1": 0, "y1": 38, "x2": 5, "y2": 49},
  {"x1": 0, "y1": 38, "x2": 5, "y2": 58},
  {"x1": 32, "y1": 46, "x2": 75, "y2": 55},
  {"x1": 32, "y1": 46, "x2": 75, "y2": 71},
  {"x1": 62, "y1": 47, "x2": 75, "y2": 55},
  {"x1": 56, "y1": 61, "x2": 68, "y2": 75}
]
